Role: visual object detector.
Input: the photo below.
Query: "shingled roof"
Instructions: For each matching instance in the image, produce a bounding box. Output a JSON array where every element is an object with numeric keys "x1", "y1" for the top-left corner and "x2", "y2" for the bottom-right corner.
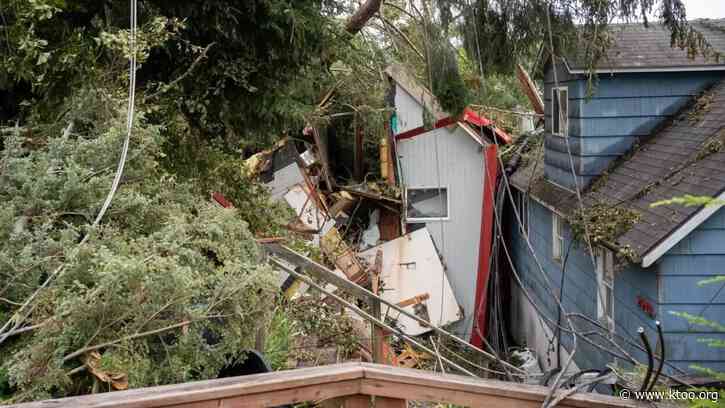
[
  {"x1": 564, "y1": 19, "x2": 725, "y2": 73},
  {"x1": 511, "y1": 80, "x2": 725, "y2": 267}
]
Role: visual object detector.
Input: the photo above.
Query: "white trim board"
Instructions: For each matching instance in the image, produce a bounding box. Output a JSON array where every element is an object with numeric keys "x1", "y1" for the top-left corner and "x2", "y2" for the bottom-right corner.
[{"x1": 642, "y1": 189, "x2": 725, "y2": 268}]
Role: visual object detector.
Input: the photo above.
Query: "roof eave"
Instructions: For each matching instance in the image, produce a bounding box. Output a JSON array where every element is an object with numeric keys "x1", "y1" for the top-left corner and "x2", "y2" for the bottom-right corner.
[
  {"x1": 568, "y1": 65, "x2": 725, "y2": 74},
  {"x1": 641, "y1": 189, "x2": 725, "y2": 267}
]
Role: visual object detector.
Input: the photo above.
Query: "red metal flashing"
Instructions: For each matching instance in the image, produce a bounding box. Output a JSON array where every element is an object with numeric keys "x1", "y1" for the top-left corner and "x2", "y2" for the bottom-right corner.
[
  {"x1": 463, "y1": 108, "x2": 513, "y2": 145},
  {"x1": 470, "y1": 144, "x2": 499, "y2": 347},
  {"x1": 394, "y1": 116, "x2": 458, "y2": 141},
  {"x1": 394, "y1": 109, "x2": 512, "y2": 145}
]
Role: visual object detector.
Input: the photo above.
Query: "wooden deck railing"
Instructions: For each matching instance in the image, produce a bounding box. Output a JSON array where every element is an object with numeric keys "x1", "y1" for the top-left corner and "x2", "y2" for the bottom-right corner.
[{"x1": 6, "y1": 363, "x2": 638, "y2": 408}]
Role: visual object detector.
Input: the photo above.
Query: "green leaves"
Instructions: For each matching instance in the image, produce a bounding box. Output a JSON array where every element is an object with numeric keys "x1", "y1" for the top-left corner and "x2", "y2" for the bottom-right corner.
[{"x1": 651, "y1": 195, "x2": 725, "y2": 208}]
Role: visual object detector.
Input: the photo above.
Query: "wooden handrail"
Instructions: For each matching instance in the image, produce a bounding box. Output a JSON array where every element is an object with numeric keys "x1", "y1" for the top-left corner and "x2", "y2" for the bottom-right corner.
[{"x1": 6, "y1": 363, "x2": 638, "y2": 408}]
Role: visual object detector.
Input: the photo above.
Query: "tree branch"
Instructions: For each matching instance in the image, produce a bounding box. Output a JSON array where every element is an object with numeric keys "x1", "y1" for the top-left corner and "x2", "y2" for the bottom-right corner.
[{"x1": 345, "y1": 0, "x2": 383, "y2": 35}]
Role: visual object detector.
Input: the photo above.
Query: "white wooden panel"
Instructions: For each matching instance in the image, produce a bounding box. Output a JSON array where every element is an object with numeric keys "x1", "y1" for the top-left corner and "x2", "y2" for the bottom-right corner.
[
  {"x1": 359, "y1": 228, "x2": 462, "y2": 336},
  {"x1": 397, "y1": 126, "x2": 485, "y2": 337},
  {"x1": 394, "y1": 84, "x2": 424, "y2": 133}
]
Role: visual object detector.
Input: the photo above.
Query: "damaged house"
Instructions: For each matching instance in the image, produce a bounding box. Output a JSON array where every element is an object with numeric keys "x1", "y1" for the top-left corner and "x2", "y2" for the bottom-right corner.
[
  {"x1": 385, "y1": 64, "x2": 511, "y2": 347},
  {"x1": 509, "y1": 20, "x2": 725, "y2": 376}
]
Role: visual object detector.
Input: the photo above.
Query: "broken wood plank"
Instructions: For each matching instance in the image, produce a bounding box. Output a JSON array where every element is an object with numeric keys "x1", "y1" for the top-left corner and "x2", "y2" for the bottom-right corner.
[
  {"x1": 321, "y1": 227, "x2": 367, "y2": 283},
  {"x1": 395, "y1": 293, "x2": 430, "y2": 308},
  {"x1": 262, "y1": 244, "x2": 523, "y2": 375},
  {"x1": 516, "y1": 63, "x2": 544, "y2": 115},
  {"x1": 338, "y1": 186, "x2": 401, "y2": 205},
  {"x1": 312, "y1": 127, "x2": 335, "y2": 191}
]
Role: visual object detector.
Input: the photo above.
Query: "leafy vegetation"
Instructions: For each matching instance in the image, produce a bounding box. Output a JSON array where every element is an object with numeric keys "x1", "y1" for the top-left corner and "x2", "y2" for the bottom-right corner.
[{"x1": 2, "y1": 0, "x2": 721, "y2": 403}]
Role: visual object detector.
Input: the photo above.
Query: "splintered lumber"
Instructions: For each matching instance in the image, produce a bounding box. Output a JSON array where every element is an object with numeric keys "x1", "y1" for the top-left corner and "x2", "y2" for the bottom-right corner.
[
  {"x1": 339, "y1": 186, "x2": 402, "y2": 205},
  {"x1": 345, "y1": 0, "x2": 383, "y2": 34},
  {"x1": 320, "y1": 227, "x2": 367, "y2": 283},
  {"x1": 262, "y1": 243, "x2": 524, "y2": 376},
  {"x1": 396, "y1": 293, "x2": 430, "y2": 308},
  {"x1": 516, "y1": 64, "x2": 544, "y2": 115}
]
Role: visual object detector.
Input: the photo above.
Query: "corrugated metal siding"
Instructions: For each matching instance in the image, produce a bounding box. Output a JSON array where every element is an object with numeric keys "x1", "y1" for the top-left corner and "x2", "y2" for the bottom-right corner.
[
  {"x1": 397, "y1": 126, "x2": 484, "y2": 337},
  {"x1": 510, "y1": 194, "x2": 660, "y2": 371},
  {"x1": 542, "y1": 66, "x2": 724, "y2": 189},
  {"x1": 657, "y1": 207, "x2": 725, "y2": 372}
]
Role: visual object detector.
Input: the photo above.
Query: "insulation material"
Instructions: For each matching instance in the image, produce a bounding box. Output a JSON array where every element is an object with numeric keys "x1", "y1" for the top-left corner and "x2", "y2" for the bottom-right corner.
[{"x1": 359, "y1": 227, "x2": 462, "y2": 336}]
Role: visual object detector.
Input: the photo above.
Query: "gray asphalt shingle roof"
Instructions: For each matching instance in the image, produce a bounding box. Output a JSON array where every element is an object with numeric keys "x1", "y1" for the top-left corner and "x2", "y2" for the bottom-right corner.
[
  {"x1": 566, "y1": 19, "x2": 725, "y2": 71},
  {"x1": 511, "y1": 80, "x2": 725, "y2": 262}
]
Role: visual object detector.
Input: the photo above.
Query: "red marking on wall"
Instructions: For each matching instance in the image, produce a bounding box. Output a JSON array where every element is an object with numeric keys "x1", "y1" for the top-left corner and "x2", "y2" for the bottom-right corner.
[{"x1": 637, "y1": 295, "x2": 656, "y2": 318}]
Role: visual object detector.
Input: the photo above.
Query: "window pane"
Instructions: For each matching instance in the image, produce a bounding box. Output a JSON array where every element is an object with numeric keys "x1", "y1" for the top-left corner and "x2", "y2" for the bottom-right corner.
[
  {"x1": 407, "y1": 188, "x2": 448, "y2": 219},
  {"x1": 553, "y1": 89, "x2": 560, "y2": 133},
  {"x1": 559, "y1": 89, "x2": 568, "y2": 135},
  {"x1": 605, "y1": 286, "x2": 613, "y2": 318}
]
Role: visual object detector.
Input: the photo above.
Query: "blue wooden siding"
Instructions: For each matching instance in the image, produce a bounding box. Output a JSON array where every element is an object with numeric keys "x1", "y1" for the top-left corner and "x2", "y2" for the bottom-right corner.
[
  {"x1": 657, "y1": 207, "x2": 725, "y2": 372},
  {"x1": 509, "y1": 192, "x2": 659, "y2": 371},
  {"x1": 542, "y1": 63, "x2": 724, "y2": 190}
]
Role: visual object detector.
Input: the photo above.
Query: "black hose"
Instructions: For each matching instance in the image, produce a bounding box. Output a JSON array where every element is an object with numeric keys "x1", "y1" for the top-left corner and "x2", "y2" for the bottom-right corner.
[
  {"x1": 639, "y1": 327, "x2": 654, "y2": 393},
  {"x1": 647, "y1": 321, "x2": 666, "y2": 392}
]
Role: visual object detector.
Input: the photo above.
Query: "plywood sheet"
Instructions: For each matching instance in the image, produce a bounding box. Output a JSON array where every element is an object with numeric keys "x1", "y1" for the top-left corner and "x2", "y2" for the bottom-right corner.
[{"x1": 359, "y1": 228, "x2": 462, "y2": 336}]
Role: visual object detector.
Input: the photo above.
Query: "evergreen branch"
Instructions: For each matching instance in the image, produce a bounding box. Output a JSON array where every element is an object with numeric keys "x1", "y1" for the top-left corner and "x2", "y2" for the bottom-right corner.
[
  {"x1": 62, "y1": 320, "x2": 193, "y2": 363},
  {"x1": 143, "y1": 42, "x2": 216, "y2": 102}
]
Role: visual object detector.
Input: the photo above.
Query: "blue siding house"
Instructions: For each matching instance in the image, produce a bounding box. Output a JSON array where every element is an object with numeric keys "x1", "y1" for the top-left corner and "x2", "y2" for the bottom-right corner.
[{"x1": 508, "y1": 20, "x2": 725, "y2": 377}]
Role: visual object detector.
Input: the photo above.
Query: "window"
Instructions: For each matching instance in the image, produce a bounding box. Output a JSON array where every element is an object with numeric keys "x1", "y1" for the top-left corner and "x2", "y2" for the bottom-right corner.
[
  {"x1": 596, "y1": 248, "x2": 615, "y2": 333},
  {"x1": 552, "y1": 87, "x2": 568, "y2": 136},
  {"x1": 516, "y1": 192, "x2": 529, "y2": 236},
  {"x1": 406, "y1": 187, "x2": 448, "y2": 222},
  {"x1": 552, "y1": 213, "x2": 564, "y2": 261}
]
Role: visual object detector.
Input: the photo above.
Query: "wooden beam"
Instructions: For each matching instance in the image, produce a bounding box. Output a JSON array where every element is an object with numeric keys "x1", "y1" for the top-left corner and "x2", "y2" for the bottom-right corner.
[
  {"x1": 10, "y1": 364, "x2": 364, "y2": 408},
  {"x1": 516, "y1": 64, "x2": 544, "y2": 115},
  {"x1": 11, "y1": 363, "x2": 638, "y2": 408},
  {"x1": 343, "y1": 395, "x2": 371, "y2": 408},
  {"x1": 359, "y1": 363, "x2": 635, "y2": 408},
  {"x1": 374, "y1": 397, "x2": 407, "y2": 408},
  {"x1": 345, "y1": 0, "x2": 383, "y2": 35}
]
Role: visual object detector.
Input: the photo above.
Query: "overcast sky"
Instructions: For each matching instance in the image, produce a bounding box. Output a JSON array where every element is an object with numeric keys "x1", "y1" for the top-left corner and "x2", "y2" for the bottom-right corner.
[{"x1": 681, "y1": 0, "x2": 725, "y2": 19}]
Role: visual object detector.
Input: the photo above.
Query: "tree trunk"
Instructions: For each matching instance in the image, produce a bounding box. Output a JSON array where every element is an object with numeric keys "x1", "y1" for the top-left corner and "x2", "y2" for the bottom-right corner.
[{"x1": 345, "y1": 0, "x2": 383, "y2": 34}]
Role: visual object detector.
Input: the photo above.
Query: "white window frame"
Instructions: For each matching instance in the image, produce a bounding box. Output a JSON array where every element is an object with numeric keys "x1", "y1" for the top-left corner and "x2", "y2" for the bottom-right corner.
[
  {"x1": 516, "y1": 192, "x2": 530, "y2": 237},
  {"x1": 405, "y1": 186, "x2": 450, "y2": 223},
  {"x1": 552, "y1": 213, "x2": 564, "y2": 262},
  {"x1": 552, "y1": 86, "x2": 569, "y2": 137},
  {"x1": 596, "y1": 248, "x2": 615, "y2": 333}
]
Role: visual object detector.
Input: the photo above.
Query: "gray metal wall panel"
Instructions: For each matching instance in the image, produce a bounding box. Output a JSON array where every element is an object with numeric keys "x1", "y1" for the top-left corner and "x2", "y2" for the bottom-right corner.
[{"x1": 397, "y1": 126, "x2": 485, "y2": 338}]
